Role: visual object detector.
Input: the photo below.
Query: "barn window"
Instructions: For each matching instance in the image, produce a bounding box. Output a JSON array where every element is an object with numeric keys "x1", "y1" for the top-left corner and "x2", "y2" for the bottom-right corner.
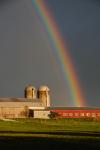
[
  {"x1": 80, "y1": 113, "x2": 85, "y2": 117},
  {"x1": 91, "y1": 113, "x2": 96, "y2": 117},
  {"x1": 86, "y1": 113, "x2": 91, "y2": 117},
  {"x1": 68, "y1": 113, "x2": 73, "y2": 116},
  {"x1": 74, "y1": 113, "x2": 79, "y2": 116},
  {"x1": 63, "y1": 113, "x2": 67, "y2": 116}
]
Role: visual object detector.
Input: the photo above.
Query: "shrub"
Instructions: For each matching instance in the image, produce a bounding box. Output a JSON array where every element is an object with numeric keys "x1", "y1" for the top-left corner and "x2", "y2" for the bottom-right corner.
[{"x1": 48, "y1": 111, "x2": 60, "y2": 119}]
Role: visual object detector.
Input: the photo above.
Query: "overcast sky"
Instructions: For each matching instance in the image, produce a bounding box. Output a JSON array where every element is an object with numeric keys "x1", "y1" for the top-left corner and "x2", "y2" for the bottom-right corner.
[{"x1": 0, "y1": 0, "x2": 100, "y2": 107}]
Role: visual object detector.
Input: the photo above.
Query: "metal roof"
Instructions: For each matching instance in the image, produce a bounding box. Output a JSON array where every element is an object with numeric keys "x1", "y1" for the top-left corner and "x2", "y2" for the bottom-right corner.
[
  {"x1": 46, "y1": 107, "x2": 100, "y2": 110},
  {"x1": 0, "y1": 98, "x2": 39, "y2": 102}
]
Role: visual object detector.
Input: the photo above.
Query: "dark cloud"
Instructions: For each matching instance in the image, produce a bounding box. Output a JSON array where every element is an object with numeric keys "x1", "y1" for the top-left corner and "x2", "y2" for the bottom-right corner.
[
  {"x1": 46, "y1": 0, "x2": 100, "y2": 106},
  {"x1": 0, "y1": 0, "x2": 100, "y2": 106},
  {"x1": 0, "y1": 0, "x2": 18, "y2": 8},
  {"x1": 0, "y1": 0, "x2": 13, "y2": 4},
  {"x1": 91, "y1": 0, "x2": 100, "y2": 3}
]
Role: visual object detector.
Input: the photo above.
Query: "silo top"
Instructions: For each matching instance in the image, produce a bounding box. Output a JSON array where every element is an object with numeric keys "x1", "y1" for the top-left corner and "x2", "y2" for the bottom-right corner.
[
  {"x1": 39, "y1": 86, "x2": 50, "y2": 91},
  {"x1": 25, "y1": 85, "x2": 36, "y2": 91}
]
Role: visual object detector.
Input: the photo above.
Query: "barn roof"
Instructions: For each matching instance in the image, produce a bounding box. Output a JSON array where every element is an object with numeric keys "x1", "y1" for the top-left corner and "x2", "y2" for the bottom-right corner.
[
  {"x1": 0, "y1": 98, "x2": 39, "y2": 102},
  {"x1": 47, "y1": 107, "x2": 100, "y2": 110}
]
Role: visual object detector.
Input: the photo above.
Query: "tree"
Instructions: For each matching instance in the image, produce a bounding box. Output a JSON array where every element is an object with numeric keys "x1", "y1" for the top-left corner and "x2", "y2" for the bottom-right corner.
[{"x1": 48, "y1": 111, "x2": 60, "y2": 119}]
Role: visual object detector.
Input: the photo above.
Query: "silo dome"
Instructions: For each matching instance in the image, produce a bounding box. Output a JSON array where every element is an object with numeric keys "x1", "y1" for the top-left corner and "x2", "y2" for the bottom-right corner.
[
  {"x1": 39, "y1": 86, "x2": 50, "y2": 92},
  {"x1": 25, "y1": 85, "x2": 36, "y2": 91},
  {"x1": 24, "y1": 85, "x2": 36, "y2": 99}
]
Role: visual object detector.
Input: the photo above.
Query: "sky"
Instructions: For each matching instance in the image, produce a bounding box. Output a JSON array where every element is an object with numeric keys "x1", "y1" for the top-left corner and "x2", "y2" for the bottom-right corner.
[{"x1": 0, "y1": 0, "x2": 100, "y2": 107}]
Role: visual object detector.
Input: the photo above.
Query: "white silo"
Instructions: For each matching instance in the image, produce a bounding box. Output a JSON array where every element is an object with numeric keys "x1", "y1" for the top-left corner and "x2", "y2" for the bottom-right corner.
[
  {"x1": 24, "y1": 85, "x2": 36, "y2": 99},
  {"x1": 38, "y1": 86, "x2": 50, "y2": 107}
]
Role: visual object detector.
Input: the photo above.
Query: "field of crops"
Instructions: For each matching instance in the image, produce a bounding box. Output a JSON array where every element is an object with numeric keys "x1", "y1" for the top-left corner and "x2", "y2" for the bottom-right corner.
[{"x1": 0, "y1": 118, "x2": 100, "y2": 149}]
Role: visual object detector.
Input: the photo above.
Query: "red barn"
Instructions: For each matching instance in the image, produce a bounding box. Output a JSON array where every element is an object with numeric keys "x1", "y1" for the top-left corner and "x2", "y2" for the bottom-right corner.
[{"x1": 47, "y1": 107, "x2": 100, "y2": 119}]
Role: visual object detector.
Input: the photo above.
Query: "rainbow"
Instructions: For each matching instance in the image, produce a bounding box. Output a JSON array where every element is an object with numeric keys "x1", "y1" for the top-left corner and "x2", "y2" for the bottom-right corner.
[{"x1": 32, "y1": 0, "x2": 85, "y2": 107}]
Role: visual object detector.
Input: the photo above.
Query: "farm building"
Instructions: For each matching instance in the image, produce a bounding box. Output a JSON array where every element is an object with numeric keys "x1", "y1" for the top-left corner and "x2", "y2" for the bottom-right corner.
[
  {"x1": 22, "y1": 107, "x2": 100, "y2": 119},
  {"x1": 47, "y1": 107, "x2": 100, "y2": 119},
  {"x1": 0, "y1": 85, "x2": 50, "y2": 119},
  {"x1": 0, "y1": 85, "x2": 100, "y2": 119}
]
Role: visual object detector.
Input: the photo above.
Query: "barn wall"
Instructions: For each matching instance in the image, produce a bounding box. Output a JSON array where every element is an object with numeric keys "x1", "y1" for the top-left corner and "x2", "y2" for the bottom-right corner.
[
  {"x1": 0, "y1": 102, "x2": 33, "y2": 118},
  {"x1": 51, "y1": 110, "x2": 100, "y2": 118},
  {"x1": 34, "y1": 110, "x2": 50, "y2": 119},
  {"x1": 0, "y1": 107, "x2": 28, "y2": 118},
  {"x1": 0, "y1": 101, "x2": 46, "y2": 118},
  {"x1": 0, "y1": 102, "x2": 43, "y2": 107}
]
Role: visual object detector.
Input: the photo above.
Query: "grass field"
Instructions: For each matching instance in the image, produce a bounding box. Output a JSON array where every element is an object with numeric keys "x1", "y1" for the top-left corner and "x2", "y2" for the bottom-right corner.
[{"x1": 0, "y1": 118, "x2": 100, "y2": 149}]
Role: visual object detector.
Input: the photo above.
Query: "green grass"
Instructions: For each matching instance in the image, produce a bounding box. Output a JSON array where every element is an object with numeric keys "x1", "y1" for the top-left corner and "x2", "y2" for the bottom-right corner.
[
  {"x1": 0, "y1": 118, "x2": 100, "y2": 149},
  {"x1": 0, "y1": 118, "x2": 100, "y2": 140}
]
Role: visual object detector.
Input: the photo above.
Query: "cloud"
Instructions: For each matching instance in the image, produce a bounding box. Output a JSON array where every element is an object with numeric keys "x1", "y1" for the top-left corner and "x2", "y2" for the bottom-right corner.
[{"x1": 0, "y1": 0, "x2": 17, "y2": 7}]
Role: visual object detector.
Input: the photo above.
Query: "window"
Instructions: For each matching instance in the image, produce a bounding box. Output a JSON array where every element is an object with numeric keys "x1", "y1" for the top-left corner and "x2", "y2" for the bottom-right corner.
[
  {"x1": 63, "y1": 113, "x2": 69, "y2": 117},
  {"x1": 74, "y1": 113, "x2": 79, "y2": 116},
  {"x1": 63, "y1": 113, "x2": 67, "y2": 116},
  {"x1": 68, "y1": 113, "x2": 73, "y2": 117},
  {"x1": 91, "y1": 113, "x2": 96, "y2": 117},
  {"x1": 86, "y1": 113, "x2": 91, "y2": 117},
  {"x1": 80, "y1": 113, "x2": 85, "y2": 117}
]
